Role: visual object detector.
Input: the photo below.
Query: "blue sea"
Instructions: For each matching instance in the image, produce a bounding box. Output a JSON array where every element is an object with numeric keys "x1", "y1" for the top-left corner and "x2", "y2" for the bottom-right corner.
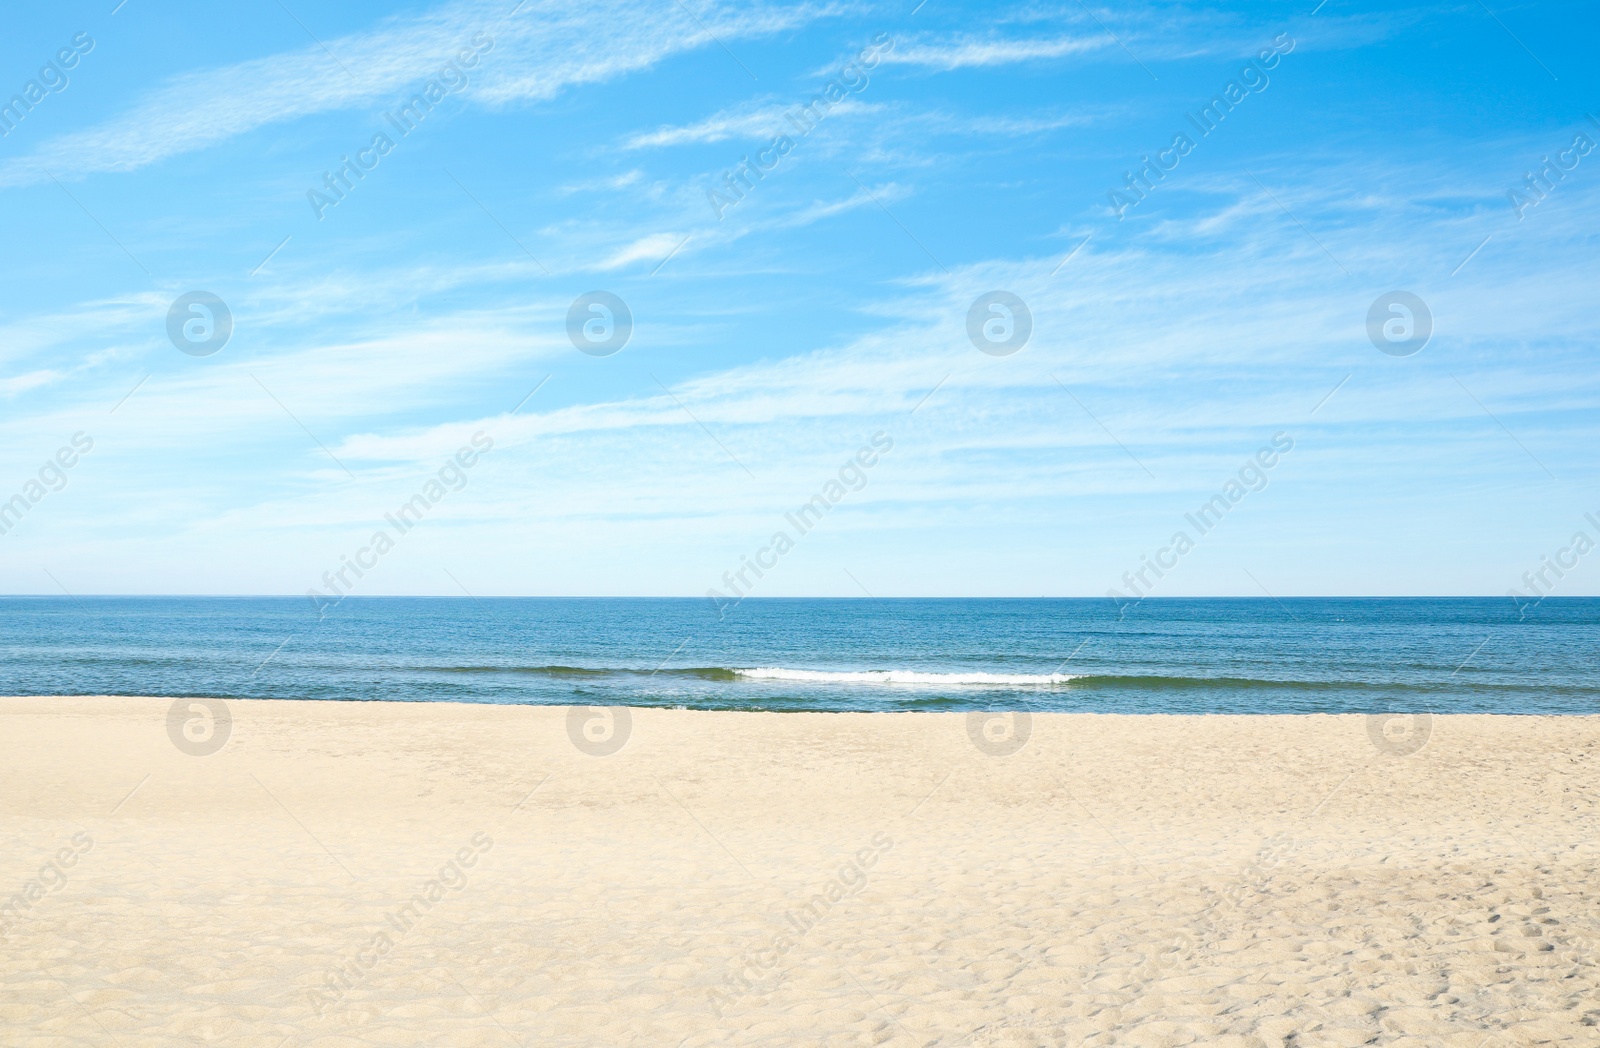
[{"x1": 0, "y1": 597, "x2": 1594, "y2": 714}]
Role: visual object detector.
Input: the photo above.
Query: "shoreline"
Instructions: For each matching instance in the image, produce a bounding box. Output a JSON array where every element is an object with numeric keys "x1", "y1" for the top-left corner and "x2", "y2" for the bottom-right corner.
[{"x1": 3, "y1": 693, "x2": 1588, "y2": 716}]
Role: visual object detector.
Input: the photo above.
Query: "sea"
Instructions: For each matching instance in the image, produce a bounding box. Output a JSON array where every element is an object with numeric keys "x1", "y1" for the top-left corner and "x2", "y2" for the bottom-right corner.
[{"x1": 0, "y1": 596, "x2": 1594, "y2": 714}]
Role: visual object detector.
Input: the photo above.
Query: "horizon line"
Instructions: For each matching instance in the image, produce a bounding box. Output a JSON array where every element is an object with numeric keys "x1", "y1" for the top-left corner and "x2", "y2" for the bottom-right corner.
[{"x1": 0, "y1": 594, "x2": 1576, "y2": 601}]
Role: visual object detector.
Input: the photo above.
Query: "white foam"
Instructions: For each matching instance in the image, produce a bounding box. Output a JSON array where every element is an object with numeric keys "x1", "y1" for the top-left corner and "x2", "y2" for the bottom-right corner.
[{"x1": 733, "y1": 668, "x2": 1076, "y2": 686}]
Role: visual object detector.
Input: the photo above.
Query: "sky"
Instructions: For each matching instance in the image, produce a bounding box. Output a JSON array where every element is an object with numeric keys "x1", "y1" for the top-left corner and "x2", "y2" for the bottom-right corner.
[{"x1": 0, "y1": 0, "x2": 1595, "y2": 599}]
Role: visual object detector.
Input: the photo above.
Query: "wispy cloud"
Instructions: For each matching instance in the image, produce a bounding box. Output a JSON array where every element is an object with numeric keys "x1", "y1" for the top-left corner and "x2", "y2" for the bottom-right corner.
[
  {"x1": 321, "y1": 159, "x2": 1600, "y2": 477},
  {"x1": 878, "y1": 33, "x2": 1111, "y2": 71},
  {"x1": 962, "y1": 111, "x2": 1100, "y2": 135},
  {"x1": 0, "y1": 0, "x2": 834, "y2": 188},
  {"x1": 596, "y1": 232, "x2": 687, "y2": 269},
  {"x1": 626, "y1": 101, "x2": 795, "y2": 149},
  {"x1": 559, "y1": 169, "x2": 647, "y2": 193},
  {"x1": 11, "y1": 161, "x2": 1599, "y2": 594},
  {"x1": 0, "y1": 369, "x2": 65, "y2": 397},
  {"x1": 625, "y1": 98, "x2": 875, "y2": 149}
]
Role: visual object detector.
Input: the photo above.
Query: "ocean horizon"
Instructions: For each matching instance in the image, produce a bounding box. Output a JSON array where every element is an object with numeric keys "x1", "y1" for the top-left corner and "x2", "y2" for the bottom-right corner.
[{"x1": 3, "y1": 595, "x2": 1594, "y2": 714}]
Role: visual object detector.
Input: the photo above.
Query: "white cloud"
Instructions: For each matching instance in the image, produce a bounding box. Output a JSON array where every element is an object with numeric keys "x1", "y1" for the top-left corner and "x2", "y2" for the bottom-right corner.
[
  {"x1": 878, "y1": 34, "x2": 1111, "y2": 71},
  {"x1": 559, "y1": 169, "x2": 646, "y2": 193},
  {"x1": 596, "y1": 232, "x2": 687, "y2": 270},
  {"x1": 625, "y1": 98, "x2": 875, "y2": 149},
  {"x1": 5, "y1": 149, "x2": 1598, "y2": 595},
  {"x1": 315, "y1": 163, "x2": 1600, "y2": 487},
  {"x1": 0, "y1": 369, "x2": 64, "y2": 396},
  {"x1": 0, "y1": 0, "x2": 835, "y2": 187},
  {"x1": 626, "y1": 101, "x2": 794, "y2": 149},
  {"x1": 962, "y1": 112, "x2": 1100, "y2": 135},
  {"x1": 769, "y1": 183, "x2": 904, "y2": 228}
]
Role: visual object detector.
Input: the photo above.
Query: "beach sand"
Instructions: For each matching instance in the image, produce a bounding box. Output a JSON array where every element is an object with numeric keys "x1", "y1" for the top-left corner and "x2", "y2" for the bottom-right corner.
[{"x1": 2, "y1": 696, "x2": 1597, "y2": 1046}]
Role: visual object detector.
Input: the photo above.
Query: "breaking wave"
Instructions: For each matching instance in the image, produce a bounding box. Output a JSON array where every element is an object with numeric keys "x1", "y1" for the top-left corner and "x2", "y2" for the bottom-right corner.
[{"x1": 732, "y1": 668, "x2": 1077, "y2": 686}]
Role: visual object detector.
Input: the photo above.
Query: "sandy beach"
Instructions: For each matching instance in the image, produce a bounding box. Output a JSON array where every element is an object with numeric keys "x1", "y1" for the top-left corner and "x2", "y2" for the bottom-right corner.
[{"x1": 2, "y1": 696, "x2": 1596, "y2": 1046}]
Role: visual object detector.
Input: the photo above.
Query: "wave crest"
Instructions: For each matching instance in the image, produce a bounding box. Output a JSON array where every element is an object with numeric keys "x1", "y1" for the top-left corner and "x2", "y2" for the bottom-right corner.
[{"x1": 733, "y1": 668, "x2": 1076, "y2": 686}]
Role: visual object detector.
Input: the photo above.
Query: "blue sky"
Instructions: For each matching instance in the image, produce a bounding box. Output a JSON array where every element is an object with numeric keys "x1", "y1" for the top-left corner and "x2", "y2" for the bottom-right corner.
[{"x1": 0, "y1": 0, "x2": 1595, "y2": 598}]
